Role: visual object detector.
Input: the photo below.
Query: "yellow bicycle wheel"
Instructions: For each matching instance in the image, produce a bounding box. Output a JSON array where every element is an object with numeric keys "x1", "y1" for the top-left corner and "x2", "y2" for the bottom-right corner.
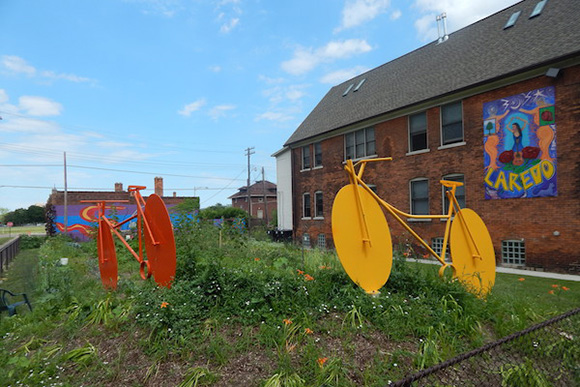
[
  {"x1": 450, "y1": 208, "x2": 496, "y2": 295},
  {"x1": 331, "y1": 184, "x2": 392, "y2": 294}
]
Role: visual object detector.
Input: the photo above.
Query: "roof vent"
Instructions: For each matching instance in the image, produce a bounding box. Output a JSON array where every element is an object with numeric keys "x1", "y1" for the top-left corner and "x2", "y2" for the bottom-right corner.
[
  {"x1": 342, "y1": 83, "x2": 354, "y2": 97},
  {"x1": 504, "y1": 10, "x2": 521, "y2": 29},
  {"x1": 436, "y1": 13, "x2": 449, "y2": 44},
  {"x1": 530, "y1": 0, "x2": 547, "y2": 18}
]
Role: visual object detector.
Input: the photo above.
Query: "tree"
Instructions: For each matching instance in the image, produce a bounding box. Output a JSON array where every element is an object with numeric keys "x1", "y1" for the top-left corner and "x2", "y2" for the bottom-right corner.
[
  {"x1": 198, "y1": 203, "x2": 248, "y2": 222},
  {"x1": 0, "y1": 207, "x2": 9, "y2": 223},
  {"x1": 3, "y1": 205, "x2": 45, "y2": 226}
]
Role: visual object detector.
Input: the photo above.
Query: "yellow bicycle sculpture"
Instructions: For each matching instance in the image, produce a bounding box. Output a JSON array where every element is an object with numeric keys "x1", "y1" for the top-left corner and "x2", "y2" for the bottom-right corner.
[{"x1": 331, "y1": 158, "x2": 496, "y2": 296}]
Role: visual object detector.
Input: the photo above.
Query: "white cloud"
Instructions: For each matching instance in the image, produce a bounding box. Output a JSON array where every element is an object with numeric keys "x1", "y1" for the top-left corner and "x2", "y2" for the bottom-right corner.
[
  {"x1": 338, "y1": 0, "x2": 391, "y2": 31},
  {"x1": 412, "y1": 0, "x2": 521, "y2": 41},
  {"x1": 255, "y1": 111, "x2": 294, "y2": 122},
  {"x1": 391, "y1": 9, "x2": 402, "y2": 20},
  {"x1": 282, "y1": 39, "x2": 372, "y2": 76},
  {"x1": 2, "y1": 55, "x2": 36, "y2": 76},
  {"x1": 2, "y1": 55, "x2": 96, "y2": 84},
  {"x1": 258, "y1": 75, "x2": 285, "y2": 85},
  {"x1": 178, "y1": 99, "x2": 207, "y2": 116},
  {"x1": 0, "y1": 117, "x2": 61, "y2": 135},
  {"x1": 0, "y1": 89, "x2": 8, "y2": 104},
  {"x1": 320, "y1": 66, "x2": 369, "y2": 85},
  {"x1": 220, "y1": 17, "x2": 240, "y2": 33},
  {"x1": 19, "y1": 96, "x2": 63, "y2": 116},
  {"x1": 208, "y1": 104, "x2": 235, "y2": 120},
  {"x1": 209, "y1": 65, "x2": 222, "y2": 72}
]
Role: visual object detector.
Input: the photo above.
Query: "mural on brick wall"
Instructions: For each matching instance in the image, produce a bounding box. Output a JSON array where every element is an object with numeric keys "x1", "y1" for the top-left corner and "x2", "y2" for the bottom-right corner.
[
  {"x1": 53, "y1": 203, "x2": 178, "y2": 241},
  {"x1": 483, "y1": 86, "x2": 557, "y2": 199}
]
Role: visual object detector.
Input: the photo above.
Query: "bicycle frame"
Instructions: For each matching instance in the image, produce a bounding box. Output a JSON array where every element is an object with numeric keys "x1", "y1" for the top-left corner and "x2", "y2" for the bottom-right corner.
[{"x1": 343, "y1": 158, "x2": 482, "y2": 276}]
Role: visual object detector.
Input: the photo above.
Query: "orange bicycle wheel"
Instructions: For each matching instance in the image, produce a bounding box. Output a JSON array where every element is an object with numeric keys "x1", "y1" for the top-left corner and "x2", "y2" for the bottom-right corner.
[
  {"x1": 332, "y1": 184, "x2": 392, "y2": 294},
  {"x1": 144, "y1": 194, "x2": 176, "y2": 288},
  {"x1": 450, "y1": 208, "x2": 496, "y2": 295},
  {"x1": 97, "y1": 219, "x2": 118, "y2": 290}
]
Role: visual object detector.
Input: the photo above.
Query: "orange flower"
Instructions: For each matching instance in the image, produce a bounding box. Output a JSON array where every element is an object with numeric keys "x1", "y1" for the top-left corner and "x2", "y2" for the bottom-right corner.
[
  {"x1": 518, "y1": 278, "x2": 525, "y2": 282},
  {"x1": 562, "y1": 286, "x2": 570, "y2": 291},
  {"x1": 317, "y1": 357, "x2": 328, "y2": 368},
  {"x1": 254, "y1": 258, "x2": 260, "y2": 261},
  {"x1": 423, "y1": 253, "x2": 430, "y2": 259},
  {"x1": 283, "y1": 318, "x2": 292, "y2": 325},
  {"x1": 160, "y1": 302, "x2": 169, "y2": 308},
  {"x1": 548, "y1": 290, "x2": 555, "y2": 295},
  {"x1": 304, "y1": 328, "x2": 313, "y2": 335},
  {"x1": 297, "y1": 269, "x2": 305, "y2": 275},
  {"x1": 551, "y1": 284, "x2": 560, "y2": 288},
  {"x1": 403, "y1": 252, "x2": 409, "y2": 257},
  {"x1": 304, "y1": 274, "x2": 315, "y2": 281}
]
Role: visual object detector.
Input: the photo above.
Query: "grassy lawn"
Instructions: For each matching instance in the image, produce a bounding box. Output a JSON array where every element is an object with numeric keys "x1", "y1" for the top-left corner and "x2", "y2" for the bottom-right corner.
[
  {"x1": 0, "y1": 228, "x2": 578, "y2": 386},
  {"x1": 0, "y1": 225, "x2": 45, "y2": 236}
]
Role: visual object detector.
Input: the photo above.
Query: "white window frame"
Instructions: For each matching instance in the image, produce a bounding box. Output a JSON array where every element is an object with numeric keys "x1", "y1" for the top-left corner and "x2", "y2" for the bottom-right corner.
[
  {"x1": 314, "y1": 191, "x2": 324, "y2": 219},
  {"x1": 440, "y1": 101, "x2": 464, "y2": 147},
  {"x1": 302, "y1": 193, "x2": 311, "y2": 219},
  {"x1": 345, "y1": 127, "x2": 376, "y2": 160},
  {"x1": 301, "y1": 145, "x2": 311, "y2": 170},
  {"x1": 313, "y1": 142, "x2": 323, "y2": 168},
  {"x1": 410, "y1": 178, "x2": 429, "y2": 216},
  {"x1": 409, "y1": 111, "x2": 428, "y2": 153}
]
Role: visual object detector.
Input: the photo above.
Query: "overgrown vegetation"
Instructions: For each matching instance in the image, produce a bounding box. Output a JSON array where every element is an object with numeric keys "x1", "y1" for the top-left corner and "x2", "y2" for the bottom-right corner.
[{"x1": 0, "y1": 223, "x2": 578, "y2": 386}]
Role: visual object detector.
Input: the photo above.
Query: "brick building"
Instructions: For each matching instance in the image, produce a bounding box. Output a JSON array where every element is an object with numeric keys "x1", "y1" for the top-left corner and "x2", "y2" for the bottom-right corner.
[
  {"x1": 229, "y1": 180, "x2": 277, "y2": 224},
  {"x1": 47, "y1": 177, "x2": 199, "y2": 240},
  {"x1": 280, "y1": 0, "x2": 580, "y2": 272}
]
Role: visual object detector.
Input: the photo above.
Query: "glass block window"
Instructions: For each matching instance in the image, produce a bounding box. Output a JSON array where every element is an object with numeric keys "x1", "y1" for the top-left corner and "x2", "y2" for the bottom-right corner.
[
  {"x1": 303, "y1": 233, "x2": 311, "y2": 248},
  {"x1": 410, "y1": 178, "x2": 429, "y2": 215},
  {"x1": 502, "y1": 240, "x2": 526, "y2": 265},
  {"x1": 431, "y1": 237, "x2": 450, "y2": 262},
  {"x1": 441, "y1": 101, "x2": 463, "y2": 145},
  {"x1": 409, "y1": 112, "x2": 427, "y2": 152},
  {"x1": 317, "y1": 234, "x2": 326, "y2": 249}
]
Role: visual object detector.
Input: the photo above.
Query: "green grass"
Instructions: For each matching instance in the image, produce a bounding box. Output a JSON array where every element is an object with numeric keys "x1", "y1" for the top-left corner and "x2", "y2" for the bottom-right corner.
[
  {"x1": 0, "y1": 225, "x2": 578, "y2": 386},
  {"x1": 0, "y1": 225, "x2": 45, "y2": 236}
]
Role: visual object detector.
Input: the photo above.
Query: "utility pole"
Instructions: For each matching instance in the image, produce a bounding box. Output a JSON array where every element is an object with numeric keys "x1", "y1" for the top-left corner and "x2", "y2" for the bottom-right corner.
[
  {"x1": 262, "y1": 167, "x2": 268, "y2": 225},
  {"x1": 245, "y1": 147, "x2": 255, "y2": 217},
  {"x1": 63, "y1": 151, "x2": 68, "y2": 235}
]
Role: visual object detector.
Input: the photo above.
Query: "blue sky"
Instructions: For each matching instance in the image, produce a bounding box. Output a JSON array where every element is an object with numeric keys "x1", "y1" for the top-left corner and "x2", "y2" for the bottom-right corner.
[{"x1": 0, "y1": 0, "x2": 519, "y2": 211}]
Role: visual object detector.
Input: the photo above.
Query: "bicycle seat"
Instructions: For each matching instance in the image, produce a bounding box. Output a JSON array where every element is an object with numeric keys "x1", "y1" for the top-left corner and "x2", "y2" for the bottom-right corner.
[{"x1": 440, "y1": 180, "x2": 463, "y2": 188}]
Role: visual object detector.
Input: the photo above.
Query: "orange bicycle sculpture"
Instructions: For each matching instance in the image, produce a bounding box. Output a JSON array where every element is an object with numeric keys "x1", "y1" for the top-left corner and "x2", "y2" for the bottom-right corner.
[
  {"x1": 332, "y1": 158, "x2": 496, "y2": 296},
  {"x1": 83, "y1": 186, "x2": 176, "y2": 290}
]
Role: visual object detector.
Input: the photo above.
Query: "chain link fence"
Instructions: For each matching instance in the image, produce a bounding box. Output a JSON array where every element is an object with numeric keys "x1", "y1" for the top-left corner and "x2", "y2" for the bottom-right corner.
[{"x1": 393, "y1": 307, "x2": 580, "y2": 386}]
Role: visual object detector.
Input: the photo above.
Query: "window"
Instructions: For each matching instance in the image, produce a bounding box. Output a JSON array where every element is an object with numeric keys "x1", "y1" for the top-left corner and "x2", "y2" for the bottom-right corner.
[
  {"x1": 431, "y1": 237, "x2": 450, "y2": 262},
  {"x1": 301, "y1": 145, "x2": 311, "y2": 169},
  {"x1": 317, "y1": 234, "x2": 326, "y2": 249},
  {"x1": 314, "y1": 142, "x2": 322, "y2": 167},
  {"x1": 442, "y1": 174, "x2": 465, "y2": 214},
  {"x1": 257, "y1": 209, "x2": 263, "y2": 219},
  {"x1": 441, "y1": 101, "x2": 463, "y2": 145},
  {"x1": 345, "y1": 127, "x2": 375, "y2": 160},
  {"x1": 410, "y1": 179, "x2": 429, "y2": 215},
  {"x1": 502, "y1": 240, "x2": 526, "y2": 265},
  {"x1": 409, "y1": 112, "x2": 427, "y2": 152},
  {"x1": 367, "y1": 184, "x2": 377, "y2": 194},
  {"x1": 303, "y1": 193, "x2": 311, "y2": 218},
  {"x1": 314, "y1": 191, "x2": 323, "y2": 218}
]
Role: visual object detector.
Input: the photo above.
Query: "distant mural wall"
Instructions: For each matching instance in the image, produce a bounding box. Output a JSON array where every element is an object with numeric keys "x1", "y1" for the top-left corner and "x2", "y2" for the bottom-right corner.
[
  {"x1": 483, "y1": 86, "x2": 557, "y2": 199},
  {"x1": 53, "y1": 203, "x2": 178, "y2": 241}
]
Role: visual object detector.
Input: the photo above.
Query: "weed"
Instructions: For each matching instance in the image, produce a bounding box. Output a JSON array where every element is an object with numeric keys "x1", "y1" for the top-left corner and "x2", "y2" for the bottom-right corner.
[{"x1": 178, "y1": 366, "x2": 217, "y2": 387}]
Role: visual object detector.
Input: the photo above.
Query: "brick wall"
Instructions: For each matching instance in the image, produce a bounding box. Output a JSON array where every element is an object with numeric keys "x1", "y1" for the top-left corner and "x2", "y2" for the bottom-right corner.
[{"x1": 292, "y1": 66, "x2": 580, "y2": 272}]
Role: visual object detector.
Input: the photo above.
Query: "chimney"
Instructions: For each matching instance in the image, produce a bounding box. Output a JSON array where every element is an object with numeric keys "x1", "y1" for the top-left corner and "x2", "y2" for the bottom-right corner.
[
  {"x1": 436, "y1": 12, "x2": 449, "y2": 44},
  {"x1": 154, "y1": 177, "x2": 164, "y2": 197},
  {"x1": 173, "y1": 192, "x2": 177, "y2": 197},
  {"x1": 114, "y1": 182, "x2": 123, "y2": 192}
]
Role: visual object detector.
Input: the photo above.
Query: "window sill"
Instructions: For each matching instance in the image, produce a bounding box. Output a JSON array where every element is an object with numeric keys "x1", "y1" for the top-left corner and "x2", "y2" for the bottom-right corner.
[
  {"x1": 342, "y1": 154, "x2": 379, "y2": 164},
  {"x1": 313, "y1": 217, "x2": 325, "y2": 220},
  {"x1": 312, "y1": 165, "x2": 323, "y2": 170},
  {"x1": 438, "y1": 141, "x2": 466, "y2": 150},
  {"x1": 300, "y1": 168, "x2": 311, "y2": 172},
  {"x1": 407, "y1": 218, "x2": 432, "y2": 222},
  {"x1": 406, "y1": 148, "x2": 430, "y2": 156},
  {"x1": 301, "y1": 217, "x2": 312, "y2": 220}
]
